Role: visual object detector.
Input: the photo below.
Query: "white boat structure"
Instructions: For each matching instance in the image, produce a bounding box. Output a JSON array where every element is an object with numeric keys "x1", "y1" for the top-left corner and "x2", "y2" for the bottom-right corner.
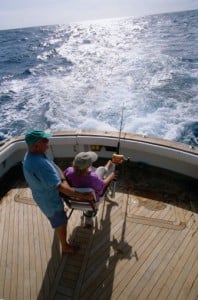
[{"x1": 0, "y1": 130, "x2": 198, "y2": 300}]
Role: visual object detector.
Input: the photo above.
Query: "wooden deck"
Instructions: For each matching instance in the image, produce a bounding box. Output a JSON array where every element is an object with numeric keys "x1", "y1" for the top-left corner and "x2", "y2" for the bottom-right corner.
[{"x1": 0, "y1": 161, "x2": 198, "y2": 300}]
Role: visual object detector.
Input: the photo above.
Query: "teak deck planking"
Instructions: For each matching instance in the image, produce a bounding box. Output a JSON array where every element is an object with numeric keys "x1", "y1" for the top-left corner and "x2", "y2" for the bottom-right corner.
[{"x1": 0, "y1": 161, "x2": 197, "y2": 300}]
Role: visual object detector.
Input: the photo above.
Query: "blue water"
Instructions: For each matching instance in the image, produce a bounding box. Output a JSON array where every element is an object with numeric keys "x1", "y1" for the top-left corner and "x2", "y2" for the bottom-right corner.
[{"x1": 0, "y1": 9, "x2": 198, "y2": 146}]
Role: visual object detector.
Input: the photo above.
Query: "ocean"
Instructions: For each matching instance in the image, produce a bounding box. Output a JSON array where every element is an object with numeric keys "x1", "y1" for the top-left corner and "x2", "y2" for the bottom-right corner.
[{"x1": 0, "y1": 9, "x2": 198, "y2": 146}]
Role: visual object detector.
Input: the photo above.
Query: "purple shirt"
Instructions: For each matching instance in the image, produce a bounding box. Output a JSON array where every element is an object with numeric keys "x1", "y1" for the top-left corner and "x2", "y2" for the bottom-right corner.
[{"x1": 64, "y1": 167, "x2": 105, "y2": 201}]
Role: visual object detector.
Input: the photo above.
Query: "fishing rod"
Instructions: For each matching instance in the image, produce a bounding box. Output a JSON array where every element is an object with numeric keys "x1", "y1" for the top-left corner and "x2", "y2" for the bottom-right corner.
[
  {"x1": 111, "y1": 103, "x2": 125, "y2": 197},
  {"x1": 117, "y1": 102, "x2": 124, "y2": 155}
]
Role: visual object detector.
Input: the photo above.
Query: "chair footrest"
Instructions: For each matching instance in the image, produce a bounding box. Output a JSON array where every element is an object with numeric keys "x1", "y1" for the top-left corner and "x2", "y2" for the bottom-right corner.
[{"x1": 69, "y1": 201, "x2": 97, "y2": 211}]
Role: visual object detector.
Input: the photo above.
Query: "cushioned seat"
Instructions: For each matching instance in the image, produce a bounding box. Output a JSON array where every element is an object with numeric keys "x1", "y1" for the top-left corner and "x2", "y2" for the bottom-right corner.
[{"x1": 62, "y1": 188, "x2": 105, "y2": 219}]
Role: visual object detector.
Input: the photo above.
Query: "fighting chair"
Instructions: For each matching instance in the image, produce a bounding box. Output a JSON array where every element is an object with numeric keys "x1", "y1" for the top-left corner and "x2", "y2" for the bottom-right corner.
[
  {"x1": 62, "y1": 188, "x2": 105, "y2": 219},
  {"x1": 62, "y1": 155, "x2": 123, "y2": 221}
]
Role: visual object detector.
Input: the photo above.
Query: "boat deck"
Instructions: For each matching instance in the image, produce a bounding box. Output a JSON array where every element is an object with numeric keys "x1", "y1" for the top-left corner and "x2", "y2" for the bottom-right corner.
[{"x1": 0, "y1": 160, "x2": 198, "y2": 300}]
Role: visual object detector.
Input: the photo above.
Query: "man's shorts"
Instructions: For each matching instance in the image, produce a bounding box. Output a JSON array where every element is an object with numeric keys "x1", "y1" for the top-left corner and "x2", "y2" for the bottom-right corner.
[{"x1": 48, "y1": 210, "x2": 68, "y2": 228}]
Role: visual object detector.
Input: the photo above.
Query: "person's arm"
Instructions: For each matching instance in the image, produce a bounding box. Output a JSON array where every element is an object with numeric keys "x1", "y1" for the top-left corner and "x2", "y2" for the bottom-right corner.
[
  {"x1": 58, "y1": 180, "x2": 93, "y2": 201},
  {"x1": 54, "y1": 164, "x2": 66, "y2": 179}
]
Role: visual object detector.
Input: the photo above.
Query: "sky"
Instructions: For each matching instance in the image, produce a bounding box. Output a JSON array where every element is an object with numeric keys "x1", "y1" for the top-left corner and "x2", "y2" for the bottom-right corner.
[{"x1": 0, "y1": 0, "x2": 198, "y2": 30}]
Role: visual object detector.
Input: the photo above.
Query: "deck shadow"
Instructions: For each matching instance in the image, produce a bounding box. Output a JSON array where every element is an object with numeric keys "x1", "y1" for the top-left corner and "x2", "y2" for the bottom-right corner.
[
  {"x1": 37, "y1": 232, "x2": 62, "y2": 300},
  {"x1": 47, "y1": 197, "x2": 133, "y2": 299}
]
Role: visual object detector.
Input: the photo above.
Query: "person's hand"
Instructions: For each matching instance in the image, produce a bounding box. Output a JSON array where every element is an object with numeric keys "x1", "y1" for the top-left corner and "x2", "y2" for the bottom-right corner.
[
  {"x1": 115, "y1": 170, "x2": 119, "y2": 179},
  {"x1": 111, "y1": 171, "x2": 118, "y2": 181},
  {"x1": 83, "y1": 192, "x2": 94, "y2": 201},
  {"x1": 76, "y1": 192, "x2": 94, "y2": 201}
]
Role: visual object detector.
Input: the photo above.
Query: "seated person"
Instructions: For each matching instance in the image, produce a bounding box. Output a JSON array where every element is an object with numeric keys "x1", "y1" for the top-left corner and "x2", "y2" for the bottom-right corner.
[{"x1": 64, "y1": 151, "x2": 116, "y2": 202}]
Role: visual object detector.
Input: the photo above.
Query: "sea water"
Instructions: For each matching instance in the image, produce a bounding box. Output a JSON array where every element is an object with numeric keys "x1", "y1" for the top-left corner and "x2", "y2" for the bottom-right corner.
[{"x1": 0, "y1": 9, "x2": 197, "y2": 146}]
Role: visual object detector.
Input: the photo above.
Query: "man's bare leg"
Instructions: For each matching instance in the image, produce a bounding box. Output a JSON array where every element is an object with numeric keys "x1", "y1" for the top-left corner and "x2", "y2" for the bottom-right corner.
[{"x1": 56, "y1": 223, "x2": 79, "y2": 254}]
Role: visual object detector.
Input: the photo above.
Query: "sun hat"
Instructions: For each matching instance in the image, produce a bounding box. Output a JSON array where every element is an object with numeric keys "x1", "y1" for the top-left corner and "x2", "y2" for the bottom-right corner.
[
  {"x1": 73, "y1": 151, "x2": 98, "y2": 170},
  {"x1": 25, "y1": 129, "x2": 52, "y2": 145}
]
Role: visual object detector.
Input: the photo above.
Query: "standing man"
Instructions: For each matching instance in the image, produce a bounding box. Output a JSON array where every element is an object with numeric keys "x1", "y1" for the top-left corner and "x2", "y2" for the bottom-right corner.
[{"x1": 23, "y1": 129, "x2": 91, "y2": 254}]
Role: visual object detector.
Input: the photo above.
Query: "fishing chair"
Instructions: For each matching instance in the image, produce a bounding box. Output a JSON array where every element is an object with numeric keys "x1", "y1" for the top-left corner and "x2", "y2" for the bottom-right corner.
[
  {"x1": 62, "y1": 160, "x2": 120, "y2": 221},
  {"x1": 62, "y1": 188, "x2": 106, "y2": 220}
]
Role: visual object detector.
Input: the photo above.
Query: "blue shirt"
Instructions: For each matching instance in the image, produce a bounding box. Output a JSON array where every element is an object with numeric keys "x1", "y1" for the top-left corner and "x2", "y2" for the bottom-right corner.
[{"x1": 23, "y1": 152, "x2": 63, "y2": 217}]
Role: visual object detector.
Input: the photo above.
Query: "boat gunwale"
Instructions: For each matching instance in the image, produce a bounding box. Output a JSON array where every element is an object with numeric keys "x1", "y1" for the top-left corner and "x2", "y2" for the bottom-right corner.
[
  {"x1": 0, "y1": 130, "x2": 197, "y2": 180},
  {"x1": 0, "y1": 130, "x2": 197, "y2": 155}
]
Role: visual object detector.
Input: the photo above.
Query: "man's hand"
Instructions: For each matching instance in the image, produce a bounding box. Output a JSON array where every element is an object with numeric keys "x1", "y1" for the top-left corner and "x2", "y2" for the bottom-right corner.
[
  {"x1": 76, "y1": 191, "x2": 94, "y2": 201},
  {"x1": 58, "y1": 181, "x2": 94, "y2": 202}
]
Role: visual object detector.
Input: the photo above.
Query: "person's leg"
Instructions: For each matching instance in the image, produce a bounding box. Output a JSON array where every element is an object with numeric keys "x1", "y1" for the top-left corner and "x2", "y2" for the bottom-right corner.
[
  {"x1": 56, "y1": 223, "x2": 79, "y2": 253},
  {"x1": 95, "y1": 161, "x2": 115, "y2": 179},
  {"x1": 104, "y1": 160, "x2": 114, "y2": 171},
  {"x1": 49, "y1": 211, "x2": 80, "y2": 254},
  {"x1": 56, "y1": 222, "x2": 67, "y2": 250},
  {"x1": 95, "y1": 166, "x2": 106, "y2": 178}
]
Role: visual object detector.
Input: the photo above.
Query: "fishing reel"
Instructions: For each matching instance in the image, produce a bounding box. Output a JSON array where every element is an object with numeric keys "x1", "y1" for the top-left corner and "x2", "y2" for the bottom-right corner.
[
  {"x1": 112, "y1": 153, "x2": 124, "y2": 165},
  {"x1": 110, "y1": 153, "x2": 132, "y2": 198},
  {"x1": 110, "y1": 154, "x2": 124, "y2": 199},
  {"x1": 112, "y1": 153, "x2": 131, "y2": 164}
]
